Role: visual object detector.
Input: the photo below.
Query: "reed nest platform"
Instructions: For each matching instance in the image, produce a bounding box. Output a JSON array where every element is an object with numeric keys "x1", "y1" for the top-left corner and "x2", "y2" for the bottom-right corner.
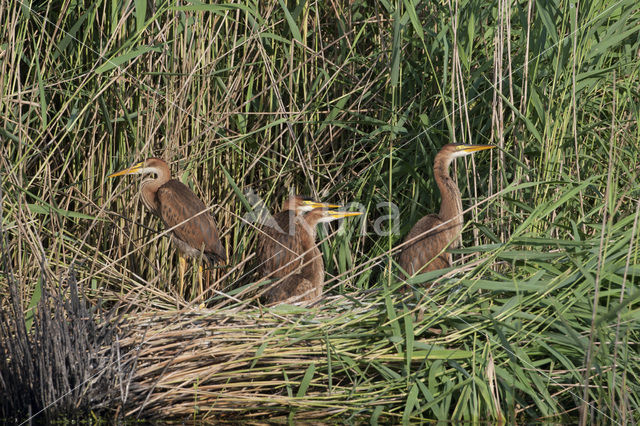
[
  {"x1": 106, "y1": 301, "x2": 438, "y2": 421},
  {"x1": 2, "y1": 274, "x2": 462, "y2": 422},
  {"x1": 3, "y1": 265, "x2": 630, "y2": 422}
]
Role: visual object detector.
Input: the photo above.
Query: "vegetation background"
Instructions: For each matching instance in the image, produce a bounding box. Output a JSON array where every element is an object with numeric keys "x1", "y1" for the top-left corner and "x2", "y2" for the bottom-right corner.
[{"x1": 1, "y1": 0, "x2": 639, "y2": 422}]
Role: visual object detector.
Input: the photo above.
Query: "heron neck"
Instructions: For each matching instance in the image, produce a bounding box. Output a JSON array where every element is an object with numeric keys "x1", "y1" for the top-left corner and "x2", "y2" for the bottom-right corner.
[
  {"x1": 300, "y1": 215, "x2": 319, "y2": 240},
  {"x1": 140, "y1": 164, "x2": 171, "y2": 215},
  {"x1": 433, "y1": 153, "x2": 463, "y2": 228},
  {"x1": 299, "y1": 215, "x2": 323, "y2": 287}
]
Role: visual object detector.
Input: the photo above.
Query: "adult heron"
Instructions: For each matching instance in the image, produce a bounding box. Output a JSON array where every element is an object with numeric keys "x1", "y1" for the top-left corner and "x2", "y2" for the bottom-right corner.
[
  {"x1": 108, "y1": 158, "x2": 225, "y2": 297},
  {"x1": 398, "y1": 144, "x2": 494, "y2": 277}
]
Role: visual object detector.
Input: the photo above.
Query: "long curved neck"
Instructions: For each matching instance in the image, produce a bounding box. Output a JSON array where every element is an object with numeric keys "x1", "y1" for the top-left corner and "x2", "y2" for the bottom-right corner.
[
  {"x1": 140, "y1": 163, "x2": 171, "y2": 215},
  {"x1": 299, "y1": 214, "x2": 324, "y2": 289},
  {"x1": 434, "y1": 152, "x2": 463, "y2": 231}
]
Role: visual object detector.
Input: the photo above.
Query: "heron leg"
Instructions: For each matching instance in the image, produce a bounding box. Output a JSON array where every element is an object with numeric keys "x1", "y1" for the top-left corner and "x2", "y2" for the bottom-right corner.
[
  {"x1": 178, "y1": 255, "x2": 186, "y2": 298},
  {"x1": 198, "y1": 264, "x2": 203, "y2": 297}
]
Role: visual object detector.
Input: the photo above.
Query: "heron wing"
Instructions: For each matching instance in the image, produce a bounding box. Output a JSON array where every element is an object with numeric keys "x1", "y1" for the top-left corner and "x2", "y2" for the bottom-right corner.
[
  {"x1": 398, "y1": 214, "x2": 452, "y2": 276},
  {"x1": 157, "y1": 180, "x2": 225, "y2": 262},
  {"x1": 256, "y1": 210, "x2": 305, "y2": 278}
]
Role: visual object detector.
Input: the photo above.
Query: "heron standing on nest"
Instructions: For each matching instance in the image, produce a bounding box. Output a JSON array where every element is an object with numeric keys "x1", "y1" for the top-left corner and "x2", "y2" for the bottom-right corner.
[
  {"x1": 398, "y1": 144, "x2": 494, "y2": 277},
  {"x1": 256, "y1": 196, "x2": 362, "y2": 304},
  {"x1": 108, "y1": 158, "x2": 226, "y2": 297}
]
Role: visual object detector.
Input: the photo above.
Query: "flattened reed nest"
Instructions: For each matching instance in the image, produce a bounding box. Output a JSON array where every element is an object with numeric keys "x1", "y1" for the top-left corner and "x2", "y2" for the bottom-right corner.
[
  {"x1": 3, "y1": 270, "x2": 441, "y2": 422},
  {"x1": 109, "y1": 301, "x2": 404, "y2": 420}
]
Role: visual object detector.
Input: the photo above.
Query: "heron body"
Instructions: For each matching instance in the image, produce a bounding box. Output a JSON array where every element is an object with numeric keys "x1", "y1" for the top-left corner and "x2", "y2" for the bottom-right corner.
[
  {"x1": 256, "y1": 196, "x2": 337, "y2": 281},
  {"x1": 108, "y1": 158, "x2": 225, "y2": 296},
  {"x1": 398, "y1": 144, "x2": 494, "y2": 277},
  {"x1": 256, "y1": 197, "x2": 361, "y2": 304}
]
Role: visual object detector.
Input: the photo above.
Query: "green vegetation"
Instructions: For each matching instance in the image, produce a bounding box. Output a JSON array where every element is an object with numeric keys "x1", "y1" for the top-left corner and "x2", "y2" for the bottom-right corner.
[{"x1": 1, "y1": 0, "x2": 639, "y2": 422}]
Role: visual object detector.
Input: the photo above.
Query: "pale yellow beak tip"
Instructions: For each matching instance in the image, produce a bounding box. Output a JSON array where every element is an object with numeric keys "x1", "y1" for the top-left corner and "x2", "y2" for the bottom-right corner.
[
  {"x1": 305, "y1": 201, "x2": 342, "y2": 209},
  {"x1": 462, "y1": 144, "x2": 496, "y2": 153},
  {"x1": 328, "y1": 210, "x2": 364, "y2": 219}
]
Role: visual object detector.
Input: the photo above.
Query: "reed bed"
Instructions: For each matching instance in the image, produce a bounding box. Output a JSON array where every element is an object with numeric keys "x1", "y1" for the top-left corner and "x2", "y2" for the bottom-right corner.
[{"x1": 1, "y1": 0, "x2": 640, "y2": 422}]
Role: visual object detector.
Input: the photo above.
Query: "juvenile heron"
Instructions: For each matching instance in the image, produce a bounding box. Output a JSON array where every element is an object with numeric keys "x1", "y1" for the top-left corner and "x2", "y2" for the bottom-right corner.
[
  {"x1": 398, "y1": 144, "x2": 494, "y2": 277},
  {"x1": 108, "y1": 158, "x2": 225, "y2": 297},
  {"x1": 256, "y1": 197, "x2": 361, "y2": 304},
  {"x1": 256, "y1": 196, "x2": 338, "y2": 280}
]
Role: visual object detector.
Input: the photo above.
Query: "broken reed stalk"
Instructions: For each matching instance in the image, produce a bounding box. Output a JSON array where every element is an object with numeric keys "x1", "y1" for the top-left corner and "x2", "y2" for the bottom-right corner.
[{"x1": 2, "y1": 267, "x2": 406, "y2": 422}]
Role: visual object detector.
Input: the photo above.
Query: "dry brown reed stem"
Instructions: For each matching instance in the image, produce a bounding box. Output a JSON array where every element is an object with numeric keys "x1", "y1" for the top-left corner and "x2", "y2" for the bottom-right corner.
[{"x1": 0, "y1": 261, "x2": 119, "y2": 420}]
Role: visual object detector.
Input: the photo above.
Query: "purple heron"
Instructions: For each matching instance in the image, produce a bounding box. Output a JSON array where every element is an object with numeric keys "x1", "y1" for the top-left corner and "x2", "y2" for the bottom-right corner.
[
  {"x1": 256, "y1": 197, "x2": 361, "y2": 304},
  {"x1": 398, "y1": 144, "x2": 494, "y2": 277},
  {"x1": 108, "y1": 158, "x2": 226, "y2": 296},
  {"x1": 256, "y1": 195, "x2": 339, "y2": 292}
]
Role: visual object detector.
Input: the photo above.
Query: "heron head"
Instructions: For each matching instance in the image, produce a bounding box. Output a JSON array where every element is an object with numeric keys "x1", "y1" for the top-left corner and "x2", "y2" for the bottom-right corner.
[
  {"x1": 283, "y1": 195, "x2": 341, "y2": 213},
  {"x1": 306, "y1": 208, "x2": 363, "y2": 225},
  {"x1": 447, "y1": 143, "x2": 495, "y2": 159},
  {"x1": 108, "y1": 158, "x2": 168, "y2": 178}
]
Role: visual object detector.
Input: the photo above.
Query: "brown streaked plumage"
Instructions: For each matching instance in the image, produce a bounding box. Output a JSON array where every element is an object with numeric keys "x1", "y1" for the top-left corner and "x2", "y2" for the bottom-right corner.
[
  {"x1": 256, "y1": 199, "x2": 361, "y2": 304},
  {"x1": 256, "y1": 196, "x2": 339, "y2": 282},
  {"x1": 398, "y1": 144, "x2": 494, "y2": 277},
  {"x1": 108, "y1": 158, "x2": 225, "y2": 296}
]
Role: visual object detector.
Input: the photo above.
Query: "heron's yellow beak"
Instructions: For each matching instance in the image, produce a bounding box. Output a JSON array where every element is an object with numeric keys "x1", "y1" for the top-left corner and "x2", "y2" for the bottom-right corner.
[
  {"x1": 302, "y1": 200, "x2": 342, "y2": 209},
  {"x1": 457, "y1": 144, "x2": 495, "y2": 154},
  {"x1": 107, "y1": 162, "x2": 144, "y2": 178},
  {"x1": 326, "y1": 210, "x2": 363, "y2": 219}
]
